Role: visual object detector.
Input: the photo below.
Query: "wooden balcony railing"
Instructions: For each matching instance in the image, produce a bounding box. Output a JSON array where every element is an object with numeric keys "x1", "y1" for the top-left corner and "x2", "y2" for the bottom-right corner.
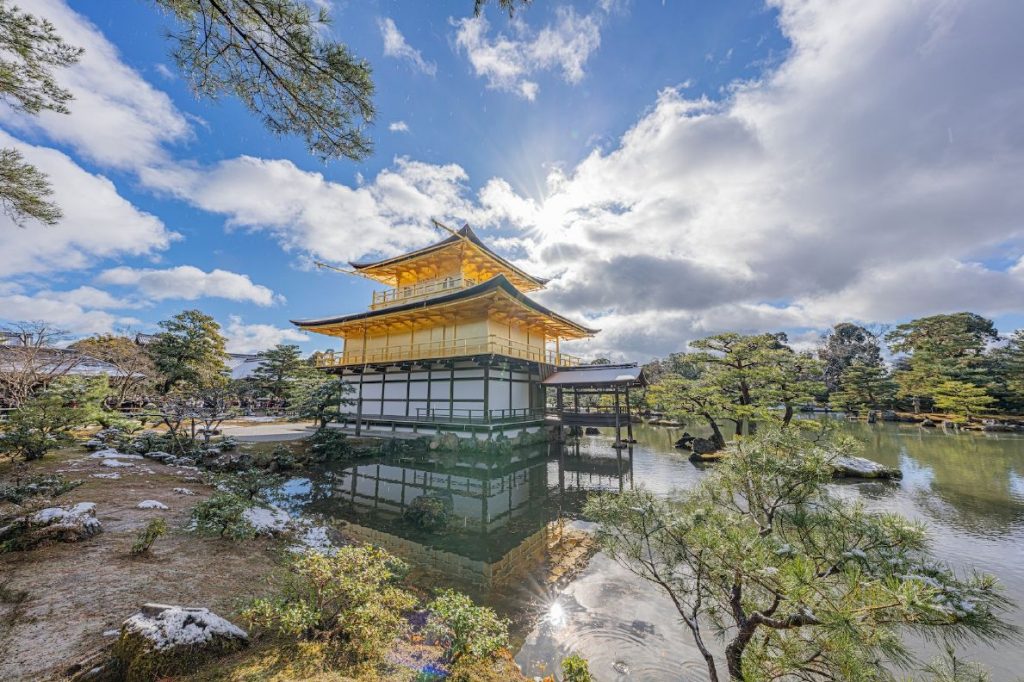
[
  {"x1": 370, "y1": 277, "x2": 477, "y2": 310},
  {"x1": 316, "y1": 334, "x2": 581, "y2": 368}
]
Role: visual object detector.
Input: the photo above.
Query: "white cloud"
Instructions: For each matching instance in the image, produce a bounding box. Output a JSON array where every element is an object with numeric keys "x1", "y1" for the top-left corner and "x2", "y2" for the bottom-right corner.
[
  {"x1": 0, "y1": 290, "x2": 141, "y2": 336},
  {"x1": 473, "y1": 0, "x2": 1024, "y2": 357},
  {"x1": 97, "y1": 266, "x2": 282, "y2": 306},
  {"x1": 153, "y1": 63, "x2": 175, "y2": 80},
  {"x1": 145, "y1": 155, "x2": 494, "y2": 263},
  {"x1": 0, "y1": 132, "x2": 176, "y2": 276},
  {"x1": 0, "y1": 0, "x2": 191, "y2": 172},
  {"x1": 40, "y1": 286, "x2": 137, "y2": 310},
  {"x1": 389, "y1": 121, "x2": 410, "y2": 132},
  {"x1": 454, "y1": 7, "x2": 602, "y2": 100},
  {"x1": 224, "y1": 315, "x2": 309, "y2": 354},
  {"x1": 379, "y1": 18, "x2": 436, "y2": 76}
]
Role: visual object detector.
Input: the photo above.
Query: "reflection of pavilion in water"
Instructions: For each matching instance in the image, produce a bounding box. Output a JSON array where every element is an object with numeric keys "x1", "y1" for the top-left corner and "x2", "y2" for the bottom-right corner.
[{"x1": 292, "y1": 443, "x2": 633, "y2": 588}]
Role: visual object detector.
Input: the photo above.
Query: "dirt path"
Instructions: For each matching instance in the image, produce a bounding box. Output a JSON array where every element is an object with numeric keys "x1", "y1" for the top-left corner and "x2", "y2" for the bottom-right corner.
[
  {"x1": 220, "y1": 420, "x2": 315, "y2": 442},
  {"x1": 0, "y1": 450, "x2": 281, "y2": 681}
]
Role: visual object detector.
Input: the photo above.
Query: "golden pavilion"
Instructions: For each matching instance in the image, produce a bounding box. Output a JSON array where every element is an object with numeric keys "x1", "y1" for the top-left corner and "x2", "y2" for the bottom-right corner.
[{"x1": 291, "y1": 224, "x2": 598, "y2": 438}]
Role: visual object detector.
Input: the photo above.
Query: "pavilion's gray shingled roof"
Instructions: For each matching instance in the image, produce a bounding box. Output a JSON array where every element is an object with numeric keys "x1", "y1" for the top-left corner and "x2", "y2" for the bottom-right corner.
[{"x1": 541, "y1": 364, "x2": 647, "y2": 388}]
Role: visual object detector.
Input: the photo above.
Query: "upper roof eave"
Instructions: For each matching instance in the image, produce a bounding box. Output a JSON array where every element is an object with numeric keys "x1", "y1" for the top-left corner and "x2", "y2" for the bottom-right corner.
[{"x1": 290, "y1": 274, "x2": 596, "y2": 337}]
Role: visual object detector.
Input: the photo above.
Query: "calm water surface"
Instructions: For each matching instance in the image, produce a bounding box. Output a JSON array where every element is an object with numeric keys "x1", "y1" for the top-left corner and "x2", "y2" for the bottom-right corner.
[{"x1": 278, "y1": 422, "x2": 1024, "y2": 680}]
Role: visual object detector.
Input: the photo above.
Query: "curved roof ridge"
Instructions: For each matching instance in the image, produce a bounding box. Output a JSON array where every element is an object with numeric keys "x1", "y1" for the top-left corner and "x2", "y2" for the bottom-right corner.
[{"x1": 348, "y1": 223, "x2": 549, "y2": 286}]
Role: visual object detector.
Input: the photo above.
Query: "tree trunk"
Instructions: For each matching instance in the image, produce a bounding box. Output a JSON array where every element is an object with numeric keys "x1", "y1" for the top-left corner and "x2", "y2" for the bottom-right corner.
[
  {"x1": 724, "y1": 624, "x2": 757, "y2": 680},
  {"x1": 782, "y1": 403, "x2": 794, "y2": 427},
  {"x1": 707, "y1": 416, "x2": 727, "y2": 449}
]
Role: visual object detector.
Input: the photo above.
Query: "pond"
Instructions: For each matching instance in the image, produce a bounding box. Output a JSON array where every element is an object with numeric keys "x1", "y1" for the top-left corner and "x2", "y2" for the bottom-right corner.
[{"x1": 276, "y1": 421, "x2": 1024, "y2": 680}]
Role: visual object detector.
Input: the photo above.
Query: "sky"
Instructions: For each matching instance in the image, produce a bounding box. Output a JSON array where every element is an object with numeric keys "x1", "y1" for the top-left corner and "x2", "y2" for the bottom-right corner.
[{"x1": 1, "y1": 0, "x2": 1022, "y2": 361}]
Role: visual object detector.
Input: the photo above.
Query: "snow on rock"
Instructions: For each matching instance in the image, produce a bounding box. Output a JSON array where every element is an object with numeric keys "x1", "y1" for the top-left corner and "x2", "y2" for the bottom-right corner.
[
  {"x1": 137, "y1": 500, "x2": 169, "y2": 510},
  {"x1": 120, "y1": 604, "x2": 248, "y2": 651},
  {"x1": 0, "y1": 502, "x2": 104, "y2": 544},
  {"x1": 172, "y1": 488, "x2": 196, "y2": 496},
  {"x1": 242, "y1": 505, "x2": 292, "y2": 536},
  {"x1": 113, "y1": 604, "x2": 248, "y2": 677},
  {"x1": 831, "y1": 455, "x2": 902, "y2": 480},
  {"x1": 91, "y1": 472, "x2": 121, "y2": 480}
]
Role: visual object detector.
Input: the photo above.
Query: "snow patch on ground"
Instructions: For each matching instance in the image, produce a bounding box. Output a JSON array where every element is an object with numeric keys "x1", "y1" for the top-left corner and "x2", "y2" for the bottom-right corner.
[
  {"x1": 121, "y1": 604, "x2": 247, "y2": 651},
  {"x1": 90, "y1": 449, "x2": 143, "y2": 460},
  {"x1": 91, "y1": 473, "x2": 121, "y2": 480},
  {"x1": 101, "y1": 459, "x2": 133, "y2": 468},
  {"x1": 137, "y1": 500, "x2": 169, "y2": 510},
  {"x1": 289, "y1": 523, "x2": 337, "y2": 554},
  {"x1": 243, "y1": 505, "x2": 291, "y2": 535}
]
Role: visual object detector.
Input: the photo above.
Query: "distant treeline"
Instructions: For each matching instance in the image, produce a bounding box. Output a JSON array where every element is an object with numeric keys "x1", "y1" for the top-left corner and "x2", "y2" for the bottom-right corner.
[{"x1": 638, "y1": 313, "x2": 1023, "y2": 435}]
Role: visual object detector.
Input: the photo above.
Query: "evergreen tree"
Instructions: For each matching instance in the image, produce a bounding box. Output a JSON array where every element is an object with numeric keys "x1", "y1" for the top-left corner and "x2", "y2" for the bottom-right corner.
[
  {"x1": 646, "y1": 333, "x2": 823, "y2": 443},
  {"x1": 585, "y1": 427, "x2": 1018, "y2": 681},
  {"x1": 287, "y1": 371, "x2": 350, "y2": 428},
  {"x1": 933, "y1": 380, "x2": 997, "y2": 424},
  {"x1": 818, "y1": 322, "x2": 884, "y2": 393},
  {"x1": 989, "y1": 330, "x2": 1024, "y2": 413},
  {"x1": 252, "y1": 343, "x2": 303, "y2": 398},
  {"x1": 147, "y1": 310, "x2": 229, "y2": 393},
  {"x1": 0, "y1": 1, "x2": 82, "y2": 226},
  {"x1": 886, "y1": 313, "x2": 998, "y2": 412},
  {"x1": 155, "y1": 0, "x2": 375, "y2": 161},
  {"x1": 830, "y1": 360, "x2": 897, "y2": 413}
]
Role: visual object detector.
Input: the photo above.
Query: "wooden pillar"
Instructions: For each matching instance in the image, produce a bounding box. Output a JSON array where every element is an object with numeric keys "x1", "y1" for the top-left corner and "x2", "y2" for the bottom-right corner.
[
  {"x1": 483, "y1": 362, "x2": 490, "y2": 423},
  {"x1": 613, "y1": 387, "x2": 622, "y2": 447},
  {"x1": 556, "y1": 386, "x2": 564, "y2": 443},
  {"x1": 624, "y1": 386, "x2": 634, "y2": 443},
  {"x1": 355, "y1": 368, "x2": 365, "y2": 436}
]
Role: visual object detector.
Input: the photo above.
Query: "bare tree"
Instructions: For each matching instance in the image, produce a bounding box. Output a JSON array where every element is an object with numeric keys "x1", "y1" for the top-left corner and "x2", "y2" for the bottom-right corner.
[
  {"x1": 149, "y1": 388, "x2": 237, "y2": 454},
  {"x1": 0, "y1": 322, "x2": 80, "y2": 406},
  {"x1": 69, "y1": 334, "x2": 156, "y2": 407}
]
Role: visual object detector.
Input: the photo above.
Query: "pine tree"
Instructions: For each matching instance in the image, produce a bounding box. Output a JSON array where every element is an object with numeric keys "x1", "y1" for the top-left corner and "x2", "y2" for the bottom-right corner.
[
  {"x1": 0, "y1": 1, "x2": 82, "y2": 226},
  {"x1": 933, "y1": 380, "x2": 996, "y2": 424},
  {"x1": 586, "y1": 427, "x2": 1018, "y2": 681},
  {"x1": 830, "y1": 360, "x2": 896, "y2": 413},
  {"x1": 147, "y1": 310, "x2": 229, "y2": 393},
  {"x1": 252, "y1": 343, "x2": 303, "y2": 398}
]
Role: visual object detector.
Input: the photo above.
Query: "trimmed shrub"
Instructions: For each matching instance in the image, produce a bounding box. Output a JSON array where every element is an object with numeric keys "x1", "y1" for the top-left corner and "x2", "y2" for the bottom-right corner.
[
  {"x1": 212, "y1": 470, "x2": 284, "y2": 501},
  {"x1": 0, "y1": 474, "x2": 81, "y2": 504},
  {"x1": 190, "y1": 493, "x2": 255, "y2": 540},
  {"x1": 403, "y1": 494, "x2": 452, "y2": 532},
  {"x1": 426, "y1": 589, "x2": 510, "y2": 662},
  {"x1": 131, "y1": 518, "x2": 168, "y2": 556},
  {"x1": 242, "y1": 545, "x2": 416, "y2": 665},
  {"x1": 561, "y1": 653, "x2": 593, "y2": 682},
  {"x1": 307, "y1": 428, "x2": 354, "y2": 461}
]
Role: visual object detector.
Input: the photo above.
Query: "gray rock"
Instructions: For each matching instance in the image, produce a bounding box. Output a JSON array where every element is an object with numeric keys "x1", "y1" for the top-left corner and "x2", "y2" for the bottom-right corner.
[
  {"x1": 920, "y1": 418, "x2": 937, "y2": 428},
  {"x1": 691, "y1": 437, "x2": 719, "y2": 454},
  {"x1": 831, "y1": 455, "x2": 902, "y2": 480},
  {"x1": 0, "y1": 502, "x2": 103, "y2": 547}
]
